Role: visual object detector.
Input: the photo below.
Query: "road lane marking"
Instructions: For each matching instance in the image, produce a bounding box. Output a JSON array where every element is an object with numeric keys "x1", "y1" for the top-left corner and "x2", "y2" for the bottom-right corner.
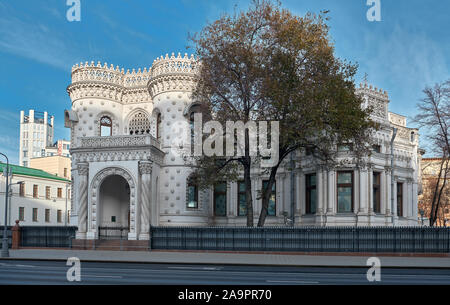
[
  {"x1": 266, "y1": 280, "x2": 319, "y2": 284},
  {"x1": 82, "y1": 275, "x2": 123, "y2": 279},
  {"x1": 168, "y1": 266, "x2": 222, "y2": 271}
]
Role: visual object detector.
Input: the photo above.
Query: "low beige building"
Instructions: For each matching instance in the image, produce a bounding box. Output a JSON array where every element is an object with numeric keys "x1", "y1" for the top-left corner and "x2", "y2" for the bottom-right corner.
[
  {"x1": 30, "y1": 155, "x2": 71, "y2": 180},
  {"x1": 0, "y1": 162, "x2": 71, "y2": 226}
]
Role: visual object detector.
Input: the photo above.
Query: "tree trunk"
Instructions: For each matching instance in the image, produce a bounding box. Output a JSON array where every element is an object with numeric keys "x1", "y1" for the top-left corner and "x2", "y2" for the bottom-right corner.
[{"x1": 244, "y1": 129, "x2": 254, "y2": 227}]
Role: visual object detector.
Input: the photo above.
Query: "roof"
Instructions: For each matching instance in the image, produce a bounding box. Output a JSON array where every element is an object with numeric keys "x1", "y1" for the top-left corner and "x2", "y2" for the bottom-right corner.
[{"x1": 0, "y1": 162, "x2": 70, "y2": 183}]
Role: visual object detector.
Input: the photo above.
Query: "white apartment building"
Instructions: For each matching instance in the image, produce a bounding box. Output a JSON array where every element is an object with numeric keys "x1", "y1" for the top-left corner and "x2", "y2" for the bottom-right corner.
[
  {"x1": 0, "y1": 162, "x2": 71, "y2": 226},
  {"x1": 19, "y1": 110, "x2": 54, "y2": 167}
]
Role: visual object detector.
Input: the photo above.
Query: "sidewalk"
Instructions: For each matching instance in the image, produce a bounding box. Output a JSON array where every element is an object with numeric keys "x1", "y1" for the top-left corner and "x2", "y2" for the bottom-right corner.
[{"x1": 2, "y1": 249, "x2": 450, "y2": 268}]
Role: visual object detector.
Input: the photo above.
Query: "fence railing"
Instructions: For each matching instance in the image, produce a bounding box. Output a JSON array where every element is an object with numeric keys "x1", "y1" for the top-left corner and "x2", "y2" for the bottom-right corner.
[
  {"x1": 150, "y1": 226, "x2": 450, "y2": 253},
  {"x1": 20, "y1": 226, "x2": 77, "y2": 248},
  {"x1": 0, "y1": 227, "x2": 12, "y2": 248},
  {"x1": 98, "y1": 227, "x2": 129, "y2": 240}
]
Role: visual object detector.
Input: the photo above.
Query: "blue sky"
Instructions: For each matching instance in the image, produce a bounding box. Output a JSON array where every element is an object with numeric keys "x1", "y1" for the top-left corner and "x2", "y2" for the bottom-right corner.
[{"x1": 0, "y1": 0, "x2": 448, "y2": 164}]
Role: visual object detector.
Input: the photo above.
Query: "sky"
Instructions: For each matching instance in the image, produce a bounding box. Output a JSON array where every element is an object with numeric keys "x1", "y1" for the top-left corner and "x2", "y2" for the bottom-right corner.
[{"x1": 0, "y1": 0, "x2": 448, "y2": 165}]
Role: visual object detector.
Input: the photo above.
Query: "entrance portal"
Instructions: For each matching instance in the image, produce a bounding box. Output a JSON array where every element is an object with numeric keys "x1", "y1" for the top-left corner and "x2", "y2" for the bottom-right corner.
[{"x1": 98, "y1": 175, "x2": 130, "y2": 239}]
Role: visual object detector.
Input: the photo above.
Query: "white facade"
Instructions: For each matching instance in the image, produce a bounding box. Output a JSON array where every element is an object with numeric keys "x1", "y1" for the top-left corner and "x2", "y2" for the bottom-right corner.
[
  {"x1": 0, "y1": 164, "x2": 71, "y2": 226},
  {"x1": 19, "y1": 110, "x2": 54, "y2": 167},
  {"x1": 65, "y1": 53, "x2": 420, "y2": 241}
]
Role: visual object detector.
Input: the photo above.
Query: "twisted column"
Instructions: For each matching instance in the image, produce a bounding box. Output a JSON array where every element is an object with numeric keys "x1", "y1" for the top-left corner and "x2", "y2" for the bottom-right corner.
[
  {"x1": 139, "y1": 161, "x2": 153, "y2": 240},
  {"x1": 76, "y1": 163, "x2": 89, "y2": 238}
]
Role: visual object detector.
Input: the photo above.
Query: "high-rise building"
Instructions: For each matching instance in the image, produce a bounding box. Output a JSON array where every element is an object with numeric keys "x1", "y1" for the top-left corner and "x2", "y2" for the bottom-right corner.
[{"x1": 19, "y1": 110, "x2": 55, "y2": 167}]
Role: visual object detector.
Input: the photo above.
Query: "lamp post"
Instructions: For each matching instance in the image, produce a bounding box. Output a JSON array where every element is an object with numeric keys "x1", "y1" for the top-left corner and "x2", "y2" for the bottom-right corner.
[
  {"x1": 1, "y1": 152, "x2": 10, "y2": 258},
  {"x1": 390, "y1": 128, "x2": 398, "y2": 226}
]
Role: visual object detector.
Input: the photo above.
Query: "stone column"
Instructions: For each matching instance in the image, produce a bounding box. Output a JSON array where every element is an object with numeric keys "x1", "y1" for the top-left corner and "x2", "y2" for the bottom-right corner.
[
  {"x1": 327, "y1": 169, "x2": 335, "y2": 214},
  {"x1": 296, "y1": 171, "x2": 303, "y2": 218},
  {"x1": 361, "y1": 167, "x2": 369, "y2": 214},
  {"x1": 139, "y1": 161, "x2": 153, "y2": 240},
  {"x1": 76, "y1": 162, "x2": 89, "y2": 239}
]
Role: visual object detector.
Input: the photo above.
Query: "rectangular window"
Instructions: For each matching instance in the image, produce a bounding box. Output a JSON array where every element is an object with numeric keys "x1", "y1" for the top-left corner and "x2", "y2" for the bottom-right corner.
[
  {"x1": 373, "y1": 172, "x2": 381, "y2": 213},
  {"x1": 32, "y1": 208, "x2": 38, "y2": 222},
  {"x1": 337, "y1": 171, "x2": 354, "y2": 213},
  {"x1": 64, "y1": 168, "x2": 67, "y2": 178},
  {"x1": 338, "y1": 143, "x2": 354, "y2": 152},
  {"x1": 45, "y1": 209, "x2": 50, "y2": 223},
  {"x1": 372, "y1": 145, "x2": 381, "y2": 153},
  {"x1": 57, "y1": 188, "x2": 62, "y2": 198},
  {"x1": 262, "y1": 180, "x2": 276, "y2": 216},
  {"x1": 214, "y1": 182, "x2": 227, "y2": 216},
  {"x1": 237, "y1": 181, "x2": 247, "y2": 216},
  {"x1": 305, "y1": 174, "x2": 317, "y2": 214},
  {"x1": 33, "y1": 185, "x2": 38, "y2": 198},
  {"x1": 57, "y1": 210, "x2": 62, "y2": 223},
  {"x1": 397, "y1": 182, "x2": 403, "y2": 217},
  {"x1": 46, "y1": 186, "x2": 51, "y2": 200},
  {"x1": 187, "y1": 183, "x2": 198, "y2": 209},
  {"x1": 19, "y1": 183, "x2": 25, "y2": 197},
  {"x1": 19, "y1": 207, "x2": 25, "y2": 221}
]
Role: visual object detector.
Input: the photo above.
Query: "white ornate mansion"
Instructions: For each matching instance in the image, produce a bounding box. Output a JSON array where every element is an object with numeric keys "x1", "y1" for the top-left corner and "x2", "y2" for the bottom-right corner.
[{"x1": 65, "y1": 53, "x2": 421, "y2": 241}]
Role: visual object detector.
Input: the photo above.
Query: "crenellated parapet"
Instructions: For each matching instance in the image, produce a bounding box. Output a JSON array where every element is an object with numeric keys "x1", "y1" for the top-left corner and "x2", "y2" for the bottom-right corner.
[
  {"x1": 148, "y1": 53, "x2": 199, "y2": 99},
  {"x1": 67, "y1": 53, "x2": 199, "y2": 104},
  {"x1": 356, "y1": 82, "x2": 389, "y2": 122}
]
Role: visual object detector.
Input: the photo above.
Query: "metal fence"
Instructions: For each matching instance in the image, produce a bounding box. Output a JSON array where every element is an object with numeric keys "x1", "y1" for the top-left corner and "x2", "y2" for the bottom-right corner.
[
  {"x1": 20, "y1": 226, "x2": 77, "y2": 248},
  {"x1": 0, "y1": 227, "x2": 12, "y2": 248},
  {"x1": 98, "y1": 227, "x2": 129, "y2": 240},
  {"x1": 150, "y1": 226, "x2": 450, "y2": 253}
]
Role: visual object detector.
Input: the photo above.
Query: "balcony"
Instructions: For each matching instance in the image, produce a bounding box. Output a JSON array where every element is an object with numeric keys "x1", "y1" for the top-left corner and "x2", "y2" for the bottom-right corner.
[{"x1": 80, "y1": 135, "x2": 160, "y2": 150}]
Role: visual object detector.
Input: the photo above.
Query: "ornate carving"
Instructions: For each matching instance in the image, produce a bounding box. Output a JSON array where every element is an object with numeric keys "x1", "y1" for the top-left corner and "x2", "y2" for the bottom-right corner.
[
  {"x1": 80, "y1": 135, "x2": 160, "y2": 149},
  {"x1": 139, "y1": 161, "x2": 153, "y2": 175},
  {"x1": 77, "y1": 162, "x2": 89, "y2": 176},
  {"x1": 77, "y1": 162, "x2": 89, "y2": 233}
]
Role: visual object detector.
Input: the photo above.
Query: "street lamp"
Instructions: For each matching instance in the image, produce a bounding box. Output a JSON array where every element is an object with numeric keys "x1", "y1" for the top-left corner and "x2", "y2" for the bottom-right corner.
[
  {"x1": 1, "y1": 152, "x2": 10, "y2": 258},
  {"x1": 419, "y1": 209, "x2": 425, "y2": 226}
]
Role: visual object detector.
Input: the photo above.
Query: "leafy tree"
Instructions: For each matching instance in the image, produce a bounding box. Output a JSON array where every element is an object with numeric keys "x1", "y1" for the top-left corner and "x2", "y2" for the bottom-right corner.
[{"x1": 188, "y1": 0, "x2": 374, "y2": 227}]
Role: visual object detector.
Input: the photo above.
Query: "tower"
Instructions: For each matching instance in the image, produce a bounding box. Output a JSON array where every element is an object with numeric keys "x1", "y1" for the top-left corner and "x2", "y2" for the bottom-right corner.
[{"x1": 19, "y1": 110, "x2": 54, "y2": 167}]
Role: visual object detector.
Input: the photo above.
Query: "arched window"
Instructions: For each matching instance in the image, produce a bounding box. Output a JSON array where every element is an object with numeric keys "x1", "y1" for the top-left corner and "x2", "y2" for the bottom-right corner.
[
  {"x1": 129, "y1": 112, "x2": 150, "y2": 135},
  {"x1": 100, "y1": 116, "x2": 112, "y2": 137},
  {"x1": 156, "y1": 113, "x2": 162, "y2": 141}
]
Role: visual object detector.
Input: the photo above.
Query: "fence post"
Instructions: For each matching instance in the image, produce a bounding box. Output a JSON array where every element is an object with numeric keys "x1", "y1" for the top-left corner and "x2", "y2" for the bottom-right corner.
[{"x1": 11, "y1": 220, "x2": 21, "y2": 249}]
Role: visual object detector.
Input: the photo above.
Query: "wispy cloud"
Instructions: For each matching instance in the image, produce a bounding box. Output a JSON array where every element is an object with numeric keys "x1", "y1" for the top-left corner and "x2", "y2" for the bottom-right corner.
[{"x1": 0, "y1": 14, "x2": 74, "y2": 71}]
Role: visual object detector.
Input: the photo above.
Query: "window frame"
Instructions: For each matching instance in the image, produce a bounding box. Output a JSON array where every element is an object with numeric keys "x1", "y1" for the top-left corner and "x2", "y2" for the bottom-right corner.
[
  {"x1": 336, "y1": 171, "x2": 354, "y2": 213},
  {"x1": 373, "y1": 172, "x2": 381, "y2": 213},
  {"x1": 397, "y1": 182, "x2": 404, "y2": 217},
  {"x1": 100, "y1": 116, "x2": 112, "y2": 137},
  {"x1": 33, "y1": 185, "x2": 38, "y2": 198},
  {"x1": 19, "y1": 207, "x2": 25, "y2": 221},
  {"x1": 45, "y1": 209, "x2": 50, "y2": 223},
  {"x1": 187, "y1": 181, "x2": 199, "y2": 209},
  {"x1": 262, "y1": 180, "x2": 277, "y2": 216},
  {"x1": 213, "y1": 182, "x2": 227, "y2": 217},
  {"x1": 237, "y1": 181, "x2": 247, "y2": 216},
  {"x1": 45, "y1": 186, "x2": 51, "y2": 200},
  {"x1": 305, "y1": 174, "x2": 317, "y2": 215},
  {"x1": 32, "y1": 208, "x2": 38, "y2": 222}
]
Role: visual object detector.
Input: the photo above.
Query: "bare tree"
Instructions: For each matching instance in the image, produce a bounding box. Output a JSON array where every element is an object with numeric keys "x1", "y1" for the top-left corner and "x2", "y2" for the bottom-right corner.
[{"x1": 415, "y1": 80, "x2": 450, "y2": 226}]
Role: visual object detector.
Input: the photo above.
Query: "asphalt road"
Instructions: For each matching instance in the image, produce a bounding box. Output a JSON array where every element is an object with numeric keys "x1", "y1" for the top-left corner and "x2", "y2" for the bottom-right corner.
[{"x1": 0, "y1": 260, "x2": 450, "y2": 285}]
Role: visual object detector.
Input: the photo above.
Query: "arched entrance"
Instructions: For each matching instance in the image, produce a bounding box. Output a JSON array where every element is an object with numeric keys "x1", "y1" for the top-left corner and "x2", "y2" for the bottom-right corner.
[{"x1": 98, "y1": 175, "x2": 130, "y2": 239}]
